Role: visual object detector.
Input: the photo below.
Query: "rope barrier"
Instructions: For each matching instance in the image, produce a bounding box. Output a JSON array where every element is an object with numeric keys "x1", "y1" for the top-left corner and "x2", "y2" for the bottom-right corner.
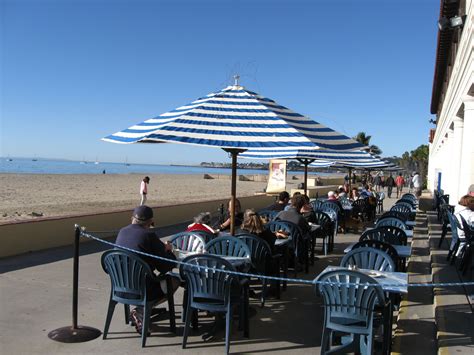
[{"x1": 80, "y1": 228, "x2": 474, "y2": 289}]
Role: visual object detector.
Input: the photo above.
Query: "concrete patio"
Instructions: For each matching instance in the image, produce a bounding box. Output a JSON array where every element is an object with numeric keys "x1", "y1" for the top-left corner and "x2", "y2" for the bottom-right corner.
[{"x1": 1, "y1": 193, "x2": 472, "y2": 354}]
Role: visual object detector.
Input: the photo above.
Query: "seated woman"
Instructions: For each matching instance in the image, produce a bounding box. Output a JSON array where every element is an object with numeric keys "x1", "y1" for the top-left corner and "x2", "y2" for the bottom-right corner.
[
  {"x1": 300, "y1": 194, "x2": 316, "y2": 223},
  {"x1": 350, "y1": 187, "x2": 360, "y2": 201},
  {"x1": 186, "y1": 212, "x2": 216, "y2": 234},
  {"x1": 238, "y1": 209, "x2": 276, "y2": 248},
  {"x1": 218, "y1": 198, "x2": 244, "y2": 231}
]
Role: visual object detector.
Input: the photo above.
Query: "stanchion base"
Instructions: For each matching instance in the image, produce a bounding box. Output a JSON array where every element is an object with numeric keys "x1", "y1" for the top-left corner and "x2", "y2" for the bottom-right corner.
[{"x1": 48, "y1": 325, "x2": 102, "y2": 343}]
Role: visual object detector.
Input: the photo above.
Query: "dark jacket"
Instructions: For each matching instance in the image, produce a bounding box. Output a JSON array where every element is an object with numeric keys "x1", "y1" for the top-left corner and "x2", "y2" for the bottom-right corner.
[
  {"x1": 115, "y1": 224, "x2": 176, "y2": 274},
  {"x1": 266, "y1": 202, "x2": 287, "y2": 211},
  {"x1": 275, "y1": 207, "x2": 310, "y2": 235}
]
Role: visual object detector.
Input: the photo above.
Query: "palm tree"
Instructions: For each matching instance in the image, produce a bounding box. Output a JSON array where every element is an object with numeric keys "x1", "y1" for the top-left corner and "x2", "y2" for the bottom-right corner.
[{"x1": 353, "y1": 132, "x2": 383, "y2": 155}]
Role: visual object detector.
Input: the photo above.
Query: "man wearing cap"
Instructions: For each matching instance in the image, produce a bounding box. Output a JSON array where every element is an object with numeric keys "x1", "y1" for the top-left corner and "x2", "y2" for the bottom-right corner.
[{"x1": 115, "y1": 205, "x2": 178, "y2": 334}]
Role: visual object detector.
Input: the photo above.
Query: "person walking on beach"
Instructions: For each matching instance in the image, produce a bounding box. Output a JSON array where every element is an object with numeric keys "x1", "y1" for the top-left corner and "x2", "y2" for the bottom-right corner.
[
  {"x1": 140, "y1": 176, "x2": 150, "y2": 205},
  {"x1": 395, "y1": 173, "x2": 405, "y2": 198}
]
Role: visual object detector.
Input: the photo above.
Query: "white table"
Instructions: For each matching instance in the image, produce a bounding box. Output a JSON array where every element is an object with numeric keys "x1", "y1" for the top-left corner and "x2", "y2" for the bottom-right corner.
[
  {"x1": 318, "y1": 266, "x2": 408, "y2": 294},
  {"x1": 175, "y1": 250, "x2": 251, "y2": 269},
  {"x1": 343, "y1": 243, "x2": 412, "y2": 258}
]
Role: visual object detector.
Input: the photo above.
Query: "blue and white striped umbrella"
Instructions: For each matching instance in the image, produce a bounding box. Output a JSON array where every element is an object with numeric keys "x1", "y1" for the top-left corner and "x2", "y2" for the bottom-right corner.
[
  {"x1": 322, "y1": 160, "x2": 396, "y2": 169},
  {"x1": 240, "y1": 148, "x2": 377, "y2": 163},
  {"x1": 103, "y1": 84, "x2": 364, "y2": 151},
  {"x1": 103, "y1": 81, "x2": 365, "y2": 234},
  {"x1": 240, "y1": 148, "x2": 395, "y2": 193}
]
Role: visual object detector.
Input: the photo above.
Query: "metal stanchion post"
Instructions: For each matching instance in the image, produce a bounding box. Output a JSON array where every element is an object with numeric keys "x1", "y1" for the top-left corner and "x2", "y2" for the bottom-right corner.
[{"x1": 48, "y1": 225, "x2": 101, "y2": 343}]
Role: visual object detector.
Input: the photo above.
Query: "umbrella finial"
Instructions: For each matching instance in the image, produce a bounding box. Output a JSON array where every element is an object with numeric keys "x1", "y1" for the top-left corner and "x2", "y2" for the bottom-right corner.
[{"x1": 233, "y1": 74, "x2": 240, "y2": 86}]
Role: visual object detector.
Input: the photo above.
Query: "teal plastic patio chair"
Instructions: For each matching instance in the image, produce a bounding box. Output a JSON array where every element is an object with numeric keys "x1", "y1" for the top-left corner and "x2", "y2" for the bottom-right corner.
[
  {"x1": 340, "y1": 247, "x2": 396, "y2": 272},
  {"x1": 375, "y1": 217, "x2": 408, "y2": 231},
  {"x1": 237, "y1": 233, "x2": 281, "y2": 307},
  {"x1": 312, "y1": 211, "x2": 333, "y2": 256},
  {"x1": 180, "y1": 254, "x2": 249, "y2": 355},
  {"x1": 378, "y1": 211, "x2": 409, "y2": 223},
  {"x1": 352, "y1": 239, "x2": 401, "y2": 272},
  {"x1": 446, "y1": 212, "x2": 463, "y2": 263},
  {"x1": 169, "y1": 232, "x2": 206, "y2": 252},
  {"x1": 396, "y1": 198, "x2": 417, "y2": 209},
  {"x1": 205, "y1": 236, "x2": 251, "y2": 258},
  {"x1": 257, "y1": 209, "x2": 279, "y2": 223},
  {"x1": 265, "y1": 220, "x2": 308, "y2": 276},
  {"x1": 316, "y1": 269, "x2": 387, "y2": 354},
  {"x1": 360, "y1": 226, "x2": 407, "y2": 246},
  {"x1": 310, "y1": 199, "x2": 325, "y2": 212},
  {"x1": 101, "y1": 250, "x2": 176, "y2": 347},
  {"x1": 390, "y1": 203, "x2": 415, "y2": 220}
]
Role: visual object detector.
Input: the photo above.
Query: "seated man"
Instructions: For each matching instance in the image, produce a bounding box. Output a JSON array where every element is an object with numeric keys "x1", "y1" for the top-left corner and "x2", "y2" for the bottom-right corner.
[
  {"x1": 266, "y1": 191, "x2": 290, "y2": 211},
  {"x1": 115, "y1": 205, "x2": 179, "y2": 334},
  {"x1": 275, "y1": 194, "x2": 311, "y2": 268}
]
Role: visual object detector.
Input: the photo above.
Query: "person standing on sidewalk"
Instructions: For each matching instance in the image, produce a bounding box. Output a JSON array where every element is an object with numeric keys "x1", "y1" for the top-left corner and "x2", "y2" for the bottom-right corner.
[
  {"x1": 385, "y1": 174, "x2": 395, "y2": 198},
  {"x1": 395, "y1": 173, "x2": 405, "y2": 198},
  {"x1": 412, "y1": 172, "x2": 422, "y2": 198},
  {"x1": 140, "y1": 176, "x2": 150, "y2": 205}
]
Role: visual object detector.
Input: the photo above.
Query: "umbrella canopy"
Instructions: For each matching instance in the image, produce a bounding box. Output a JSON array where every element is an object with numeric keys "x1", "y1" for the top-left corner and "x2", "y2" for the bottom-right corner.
[
  {"x1": 240, "y1": 148, "x2": 382, "y2": 194},
  {"x1": 310, "y1": 158, "x2": 397, "y2": 192},
  {"x1": 103, "y1": 81, "x2": 364, "y2": 233},
  {"x1": 103, "y1": 84, "x2": 364, "y2": 150}
]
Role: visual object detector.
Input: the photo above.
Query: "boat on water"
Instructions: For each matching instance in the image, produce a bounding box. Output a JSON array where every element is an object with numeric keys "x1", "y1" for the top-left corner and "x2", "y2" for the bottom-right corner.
[{"x1": 6, "y1": 158, "x2": 13, "y2": 162}]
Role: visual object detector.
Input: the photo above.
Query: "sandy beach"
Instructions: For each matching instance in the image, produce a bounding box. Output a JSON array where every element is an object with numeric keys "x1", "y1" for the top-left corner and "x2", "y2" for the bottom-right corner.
[{"x1": 0, "y1": 173, "x2": 282, "y2": 224}]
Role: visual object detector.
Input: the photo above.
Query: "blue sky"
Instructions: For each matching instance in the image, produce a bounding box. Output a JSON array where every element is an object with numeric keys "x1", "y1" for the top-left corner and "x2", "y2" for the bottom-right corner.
[{"x1": 1, "y1": 0, "x2": 439, "y2": 165}]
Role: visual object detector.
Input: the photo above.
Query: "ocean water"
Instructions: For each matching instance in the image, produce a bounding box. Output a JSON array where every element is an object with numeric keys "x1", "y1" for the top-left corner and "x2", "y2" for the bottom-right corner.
[
  {"x1": 0, "y1": 158, "x2": 311, "y2": 175},
  {"x1": 0, "y1": 158, "x2": 338, "y2": 176}
]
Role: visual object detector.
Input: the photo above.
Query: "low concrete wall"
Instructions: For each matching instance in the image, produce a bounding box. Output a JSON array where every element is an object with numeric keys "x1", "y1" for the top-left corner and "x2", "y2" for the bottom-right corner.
[
  {"x1": 0, "y1": 195, "x2": 274, "y2": 258},
  {"x1": 290, "y1": 185, "x2": 340, "y2": 199}
]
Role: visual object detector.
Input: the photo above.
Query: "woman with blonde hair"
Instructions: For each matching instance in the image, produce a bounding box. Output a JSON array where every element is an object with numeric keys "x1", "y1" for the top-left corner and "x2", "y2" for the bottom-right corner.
[{"x1": 238, "y1": 209, "x2": 276, "y2": 248}]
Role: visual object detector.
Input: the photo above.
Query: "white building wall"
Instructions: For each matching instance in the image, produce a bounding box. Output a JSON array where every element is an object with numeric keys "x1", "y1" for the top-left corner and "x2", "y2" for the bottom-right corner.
[{"x1": 428, "y1": 0, "x2": 474, "y2": 204}]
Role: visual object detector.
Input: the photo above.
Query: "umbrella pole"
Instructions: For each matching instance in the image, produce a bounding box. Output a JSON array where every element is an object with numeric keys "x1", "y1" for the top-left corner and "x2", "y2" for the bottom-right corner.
[
  {"x1": 223, "y1": 148, "x2": 245, "y2": 236},
  {"x1": 304, "y1": 162, "x2": 308, "y2": 196},
  {"x1": 348, "y1": 167, "x2": 352, "y2": 192},
  {"x1": 230, "y1": 150, "x2": 238, "y2": 235},
  {"x1": 297, "y1": 158, "x2": 314, "y2": 196}
]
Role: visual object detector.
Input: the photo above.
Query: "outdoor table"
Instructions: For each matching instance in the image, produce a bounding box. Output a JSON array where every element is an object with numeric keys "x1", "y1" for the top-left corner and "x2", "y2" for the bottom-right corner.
[
  {"x1": 319, "y1": 266, "x2": 408, "y2": 294},
  {"x1": 343, "y1": 244, "x2": 412, "y2": 258}
]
